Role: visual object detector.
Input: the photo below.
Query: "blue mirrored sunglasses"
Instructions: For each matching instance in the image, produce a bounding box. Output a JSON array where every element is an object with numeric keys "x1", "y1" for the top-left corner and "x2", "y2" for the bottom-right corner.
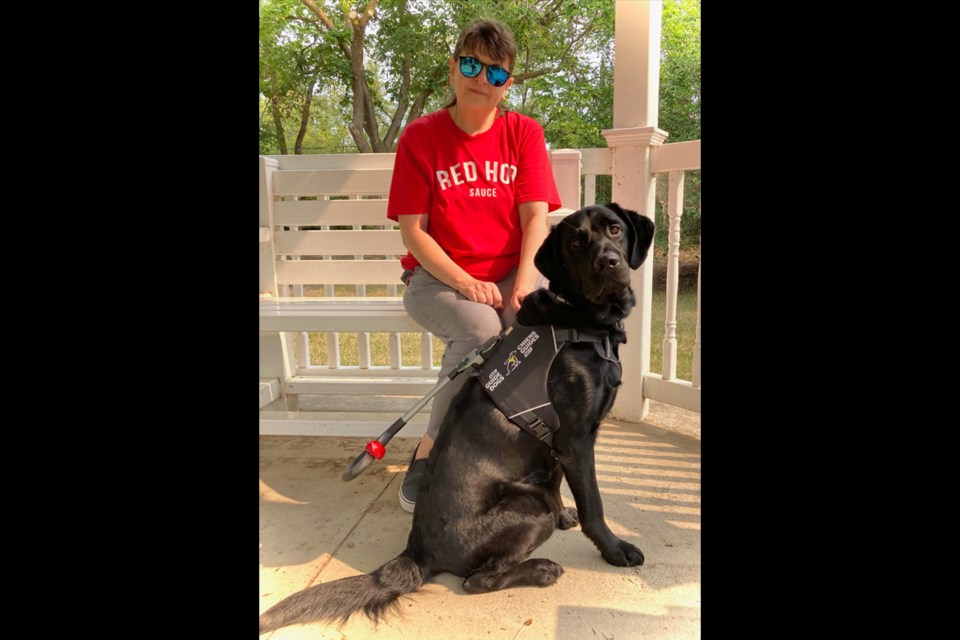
[{"x1": 458, "y1": 56, "x2": 512, "y2": 87}]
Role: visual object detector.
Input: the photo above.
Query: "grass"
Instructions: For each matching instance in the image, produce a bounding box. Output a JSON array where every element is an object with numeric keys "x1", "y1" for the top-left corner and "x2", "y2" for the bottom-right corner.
[
  {"x1": 648, "y1": 286, "x2": 698, "y2": 381},
  {"x1": 299, "y1": 282, "x2": 698, "y2": 381}
]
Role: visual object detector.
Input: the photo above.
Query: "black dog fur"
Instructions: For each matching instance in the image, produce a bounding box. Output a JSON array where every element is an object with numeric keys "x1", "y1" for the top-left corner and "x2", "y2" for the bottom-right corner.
[{"x1": 259, "y1": 203, "x2": 655, "y2": 633}]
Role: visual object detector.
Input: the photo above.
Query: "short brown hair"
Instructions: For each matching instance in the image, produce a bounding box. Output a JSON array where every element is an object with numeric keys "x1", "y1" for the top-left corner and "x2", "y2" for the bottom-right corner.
[
  {"x1": 452, "y1": 19, "x2": 517, "y2": 72},
  {"x1": 445, "y1": 19, "x2": 517, "y2": 110}
]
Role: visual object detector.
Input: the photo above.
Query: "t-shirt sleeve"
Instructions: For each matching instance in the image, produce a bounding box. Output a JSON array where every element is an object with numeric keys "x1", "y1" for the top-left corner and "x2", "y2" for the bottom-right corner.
[
  {"x1": 514, "y1": 119, "x2": 563, "y2": 213},
  {"x1": 386, "y1": 127, "x2": 431, "y2": 221}
]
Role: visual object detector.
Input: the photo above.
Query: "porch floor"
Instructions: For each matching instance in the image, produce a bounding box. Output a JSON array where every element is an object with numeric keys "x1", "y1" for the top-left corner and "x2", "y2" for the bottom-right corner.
[{"x1": 259, "y1": 401, "x2": 701, "y2": 639}]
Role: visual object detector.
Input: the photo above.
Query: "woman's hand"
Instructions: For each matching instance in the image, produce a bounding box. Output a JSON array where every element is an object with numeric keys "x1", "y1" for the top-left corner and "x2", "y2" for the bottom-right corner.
[
  {"x1": 509, "y1": 280, "x2": 536, "y2": 313},
  {"x1": 456, "y1": 276, "x2": 503, "y2": 309}
]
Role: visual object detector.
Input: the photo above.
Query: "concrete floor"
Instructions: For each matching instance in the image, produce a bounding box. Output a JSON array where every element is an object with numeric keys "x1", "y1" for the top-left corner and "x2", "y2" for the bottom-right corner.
[{"x1": 259, "y1": 402, "x2": 700, "y2": 639}]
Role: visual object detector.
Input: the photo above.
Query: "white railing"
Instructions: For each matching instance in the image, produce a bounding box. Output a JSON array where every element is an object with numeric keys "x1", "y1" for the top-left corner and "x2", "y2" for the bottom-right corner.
[
  {"x1": 259, "y1": 144, "x2": 700, "y2": 434},
  {"x1": 571, "y1": 142, "x2": 701, "y2": 413}
]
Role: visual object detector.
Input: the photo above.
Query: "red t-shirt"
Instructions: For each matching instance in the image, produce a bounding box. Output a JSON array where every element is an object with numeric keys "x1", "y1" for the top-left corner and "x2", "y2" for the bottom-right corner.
[{"x1": 387, "y1": 109, "x2": 562, "y2": 282}]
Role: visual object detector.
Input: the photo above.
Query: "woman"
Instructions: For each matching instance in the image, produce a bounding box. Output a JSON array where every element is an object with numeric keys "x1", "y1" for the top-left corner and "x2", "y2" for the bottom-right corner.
[{"x1": 387, "y1": 18, "x2": 562, "y2": 513}]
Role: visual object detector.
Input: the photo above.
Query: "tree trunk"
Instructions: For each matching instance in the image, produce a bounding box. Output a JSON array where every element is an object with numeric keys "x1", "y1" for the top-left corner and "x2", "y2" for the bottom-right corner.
[
  {"x1": 294, "y1": 76, "x2": 317, "y2": 155},
  {"x1": 347, "y1": 20, "x2": 373, "y2": 153},
  {"x1": 383, "y1": 56, "x2": 410, "y2": 150},
  {"x1": 269, "y1": 72, "x2": 288, "y2": 155}
]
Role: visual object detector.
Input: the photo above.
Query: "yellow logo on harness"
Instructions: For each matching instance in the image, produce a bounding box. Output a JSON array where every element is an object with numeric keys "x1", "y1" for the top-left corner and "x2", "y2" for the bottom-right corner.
[{"x1": 504, "y1": 351, "x2": 521, "y2": 374}]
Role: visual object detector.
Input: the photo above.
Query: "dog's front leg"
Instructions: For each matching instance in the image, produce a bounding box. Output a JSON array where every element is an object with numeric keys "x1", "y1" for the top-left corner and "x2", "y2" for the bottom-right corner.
[{"x1": 558, "y1": 447, "x2": 644, "y2": 567}]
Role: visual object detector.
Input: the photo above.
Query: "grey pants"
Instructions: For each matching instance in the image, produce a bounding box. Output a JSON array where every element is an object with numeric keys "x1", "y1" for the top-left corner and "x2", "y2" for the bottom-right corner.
[{"x1": 403, "y1": 266, "x2": 536, "y2": 439}]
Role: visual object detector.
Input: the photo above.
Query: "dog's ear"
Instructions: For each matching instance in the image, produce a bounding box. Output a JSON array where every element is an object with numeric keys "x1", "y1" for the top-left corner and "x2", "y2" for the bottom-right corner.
[
  {"x1": 604, "y1": 202, "x2": 655, "y2": 269},
  {"x1": 534, "y1": 224, "x2": 565, "y2": 283}
]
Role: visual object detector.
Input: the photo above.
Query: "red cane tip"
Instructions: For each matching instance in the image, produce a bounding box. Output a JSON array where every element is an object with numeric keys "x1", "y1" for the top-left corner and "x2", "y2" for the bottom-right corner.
[{"x1": 366, "y1": 440, "x2": 386, "y2": 459}]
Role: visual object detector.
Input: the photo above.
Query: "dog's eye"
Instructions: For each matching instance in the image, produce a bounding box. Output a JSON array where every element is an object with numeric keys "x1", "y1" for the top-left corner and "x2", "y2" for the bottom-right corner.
[
  {"x1": 571, "y1": 237, "x2": 583, "y2": 250},
  {"x1": 608, "y1": 224, "x2": 622, "y2": 236}
]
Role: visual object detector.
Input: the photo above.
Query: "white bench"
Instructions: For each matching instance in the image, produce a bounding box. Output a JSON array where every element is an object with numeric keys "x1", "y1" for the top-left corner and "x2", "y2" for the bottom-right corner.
[{"x1": 259, "y1": 150, "x2": 583, "y2": 434}]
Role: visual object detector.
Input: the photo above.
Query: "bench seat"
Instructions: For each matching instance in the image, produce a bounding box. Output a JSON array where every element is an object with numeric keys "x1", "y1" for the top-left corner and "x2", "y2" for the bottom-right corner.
[
  {"x1": 259, "y1": 410, "x2": 430, "y2": 438},
  {"x1": 259, "y1": 297, "x2": 424, "y2": 333},
  {"x1": 285, "y1": 375, "x2": 438, "y2": 396}
]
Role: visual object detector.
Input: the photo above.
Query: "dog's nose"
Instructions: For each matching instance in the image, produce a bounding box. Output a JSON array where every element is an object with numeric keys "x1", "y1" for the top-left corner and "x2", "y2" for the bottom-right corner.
[{"x1": 596, "y1": 253, "x2": 621, "y2": 272}]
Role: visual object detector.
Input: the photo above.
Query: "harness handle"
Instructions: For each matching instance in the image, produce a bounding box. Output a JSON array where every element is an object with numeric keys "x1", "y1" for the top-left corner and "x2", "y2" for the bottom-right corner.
[{"x1": 342, "y1": 329, "x2": 511, "y2": 482}]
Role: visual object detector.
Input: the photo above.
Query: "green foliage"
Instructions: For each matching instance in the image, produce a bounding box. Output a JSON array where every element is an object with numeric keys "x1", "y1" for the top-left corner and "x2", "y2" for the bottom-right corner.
[
  {"x1": 649, "y1": 287, "x2": 698, "y2": 382},
  {"x1": 259, "y1": 0, "x2": 700, "y2": 247},
  {"x1": 259, "y1": 0, "x2": 352, "y2": 153},
  {"x1": 659, "y1": 0, "x2": 701, "y2": 143},
  {"x1": 656, "y1": 0, "x2": 700, "y2": 249}
]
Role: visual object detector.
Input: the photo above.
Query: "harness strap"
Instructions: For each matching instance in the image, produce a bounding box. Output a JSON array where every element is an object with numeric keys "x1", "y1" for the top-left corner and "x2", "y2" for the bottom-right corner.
[
  {"x1": 552, "y1": 328, "x2": 613, "y2": 360},
  {"x1": 478, "y1": 324, "x2": 621, "y2": 455}
]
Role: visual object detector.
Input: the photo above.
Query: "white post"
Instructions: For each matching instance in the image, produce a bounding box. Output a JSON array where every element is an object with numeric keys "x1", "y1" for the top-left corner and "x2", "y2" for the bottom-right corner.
[{"x1": 604, "y1": 0, "x2": 666, "y2": 423}]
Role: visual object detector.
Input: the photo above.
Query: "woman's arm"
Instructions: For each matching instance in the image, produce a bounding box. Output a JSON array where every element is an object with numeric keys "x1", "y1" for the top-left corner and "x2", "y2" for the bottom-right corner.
[
  {"x1": 398, "y1": 214, "x2": 504, "y2": 309},
  {"x1": 510, "y1": 200, "x2": 550, "y2": 312}
]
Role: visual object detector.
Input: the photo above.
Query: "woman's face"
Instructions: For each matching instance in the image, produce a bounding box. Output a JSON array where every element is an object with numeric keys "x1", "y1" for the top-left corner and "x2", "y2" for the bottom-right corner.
[{"x1": 448, "y1": 49, "x2": 514, "y2": 112}]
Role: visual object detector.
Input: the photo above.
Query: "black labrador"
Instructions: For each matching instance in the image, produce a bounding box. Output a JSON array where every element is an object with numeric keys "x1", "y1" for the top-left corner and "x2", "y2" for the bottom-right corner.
[{"x1": 259, "y1": 203, "x2": 655, "y2": 633}]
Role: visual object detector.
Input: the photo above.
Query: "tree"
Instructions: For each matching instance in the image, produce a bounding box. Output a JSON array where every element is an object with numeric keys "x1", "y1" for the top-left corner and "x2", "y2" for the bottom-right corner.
[
  {"x1": 260, "y1": 0, "x2": 700, "y2": 249},
  {"x1": 259, "y1": 0, "x2": 701, "y2": 212},
  {"x1": 261, "y1": 0, "x2": 620, "y2": 153},
  {"x1": 659, "y1": 0, "x2": 700, "y2": 144},
  {"x1": 259, "y1": 0, "x2": 349, "y2": 154}
]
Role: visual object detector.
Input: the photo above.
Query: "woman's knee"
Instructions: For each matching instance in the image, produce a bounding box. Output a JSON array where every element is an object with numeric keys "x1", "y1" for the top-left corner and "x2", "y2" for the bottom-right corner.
[{"x1": 458, "y1": 307, "x2": 503, "y2": 341}]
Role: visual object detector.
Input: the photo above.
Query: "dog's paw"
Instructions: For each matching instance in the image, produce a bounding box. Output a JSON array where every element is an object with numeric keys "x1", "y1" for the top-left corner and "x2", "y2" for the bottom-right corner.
[
  {"x1": 528, "y1": 558, "x2": 565, "y2": 587},
  {"x1": 602, "y1": 539, "x2": 645, "y2": 567},
  {"x1": 558, "y1": 507, "x2": 580, "y2": 530}
]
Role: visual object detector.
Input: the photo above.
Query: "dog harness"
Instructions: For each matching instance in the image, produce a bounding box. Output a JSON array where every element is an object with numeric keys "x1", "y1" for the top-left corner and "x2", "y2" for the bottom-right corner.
[{"x1": 476, "y1": 324, "x2": 620, "y2": 451}]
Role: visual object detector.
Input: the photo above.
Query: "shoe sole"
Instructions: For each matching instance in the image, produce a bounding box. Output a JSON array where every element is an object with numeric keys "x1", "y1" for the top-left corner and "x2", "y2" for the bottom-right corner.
[{"x1": 398, "y1": 489, "x2": 415, "y2": 513}]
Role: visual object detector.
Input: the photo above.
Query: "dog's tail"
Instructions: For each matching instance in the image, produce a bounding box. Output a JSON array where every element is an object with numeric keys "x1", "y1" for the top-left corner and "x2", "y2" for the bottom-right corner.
[{"x1": 258, "y1": 554, "x2": 424, "y2": 634}]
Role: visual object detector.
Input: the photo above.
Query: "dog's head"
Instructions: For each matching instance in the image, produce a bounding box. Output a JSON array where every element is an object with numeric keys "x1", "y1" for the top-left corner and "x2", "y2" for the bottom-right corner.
[{"x1": 535, "y1": 203, "x2": 655, "y2": 305}]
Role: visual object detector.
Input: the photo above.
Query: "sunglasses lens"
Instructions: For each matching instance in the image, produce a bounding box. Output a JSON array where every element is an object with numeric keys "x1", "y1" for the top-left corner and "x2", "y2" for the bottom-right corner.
[
  {"x1": 487, "y1": 66, "x2": 509, "y2": 87},
  {"x1": 459, "y1": 57, "x2": 482, "y2": 78}
]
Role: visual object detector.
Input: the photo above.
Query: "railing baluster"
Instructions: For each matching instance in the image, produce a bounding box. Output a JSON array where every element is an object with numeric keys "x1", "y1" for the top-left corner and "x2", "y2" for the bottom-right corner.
[
  {"x1": 693, "y1": 234, "x2": 701, "y2": 389},
  {"x1": 287, "y1": 206, "x2": 311, "y2": 369},
  {"x1": 350, "y1": 197, "x2": 371, "y2": 368},
  {"x1": 388, "y1": 333, "x2": 402, "y2": 368},
  {"x1": 321, "y1": 212, "x2": 341, "y2": 369},
  {"x1": 661, "y1": 170, "x2": 683, "y2": 381},
  {"x1": 385, "y1": 222, "x2": 401, "y2": 368},
  {"x1": 324, "y1": 333, "x2": 340, "y2": 370},
  {"x1": 584, "y1": 174, "x2": 597, "y2": 207},
  {"x1": 420, "y1": 333, "x2": 433, "y2": 369}
]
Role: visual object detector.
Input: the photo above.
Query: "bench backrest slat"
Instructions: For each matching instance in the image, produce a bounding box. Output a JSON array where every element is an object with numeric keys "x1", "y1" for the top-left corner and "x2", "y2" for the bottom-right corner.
[
  {"x1": 274, "y1": 199, "x2": 389, "y2": 226},
  {"x1": 272, "y1": 169, "x2": 393, "y2": 197},
  {"x1": 275, "y1": 229, "x2": 405, "y2": 256},
  {"x1": 276, "y1": 259, "x2": 405, "y2": 286}
]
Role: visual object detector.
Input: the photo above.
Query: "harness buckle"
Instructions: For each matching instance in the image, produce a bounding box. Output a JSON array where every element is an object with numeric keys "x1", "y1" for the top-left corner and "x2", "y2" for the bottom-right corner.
[{"x1": 527, "y1": 417, "x2": 553, "y2": 441}]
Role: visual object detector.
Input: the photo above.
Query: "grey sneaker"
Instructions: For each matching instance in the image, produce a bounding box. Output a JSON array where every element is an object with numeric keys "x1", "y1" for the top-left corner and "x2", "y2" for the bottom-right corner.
[{"x1": 399, "y1": 449, "x2": 427, "y2": 514}]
